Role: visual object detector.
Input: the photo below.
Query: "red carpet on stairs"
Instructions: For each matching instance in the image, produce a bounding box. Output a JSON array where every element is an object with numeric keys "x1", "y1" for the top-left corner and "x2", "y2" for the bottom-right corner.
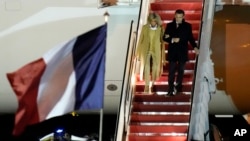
[{"x1": 126, "y1": 0, "x2": 203, "y2": 141}]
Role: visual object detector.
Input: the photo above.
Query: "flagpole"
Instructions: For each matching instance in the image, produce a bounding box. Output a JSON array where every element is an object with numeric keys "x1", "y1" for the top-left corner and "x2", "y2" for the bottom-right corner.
[
  {"x1": 98, "y1": 11, "x2": 109, "y2": 141},
  {"x1": 99, "y1": 109, "x2": 103, "y2": 141}
]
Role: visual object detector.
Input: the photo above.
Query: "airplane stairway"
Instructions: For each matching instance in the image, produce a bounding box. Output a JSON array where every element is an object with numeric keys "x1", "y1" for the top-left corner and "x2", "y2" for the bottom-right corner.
[{"x1": 126, "y1": 1, "x2": 203, "y2": 141}]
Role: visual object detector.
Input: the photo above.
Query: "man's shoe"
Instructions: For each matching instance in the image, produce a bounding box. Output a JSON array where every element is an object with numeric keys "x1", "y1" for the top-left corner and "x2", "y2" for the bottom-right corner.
[
  {"x1": 166, "y1": 91, "x2": 174, "y2": 96},
  {"x1": 175, "y1": 84, "x2": 183, "y2": 93}
]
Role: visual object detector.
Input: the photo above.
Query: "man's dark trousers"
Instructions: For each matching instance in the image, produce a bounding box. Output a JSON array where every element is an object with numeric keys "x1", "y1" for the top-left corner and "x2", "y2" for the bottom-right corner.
[{"x1": 168, "y1": 61, "x2": 186, "y2": 93}]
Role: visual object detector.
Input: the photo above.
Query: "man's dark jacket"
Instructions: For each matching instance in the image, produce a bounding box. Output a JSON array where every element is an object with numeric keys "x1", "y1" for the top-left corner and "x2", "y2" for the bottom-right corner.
[{"x1": 163, "y1": 19, "x2": 197, "y2": 62}]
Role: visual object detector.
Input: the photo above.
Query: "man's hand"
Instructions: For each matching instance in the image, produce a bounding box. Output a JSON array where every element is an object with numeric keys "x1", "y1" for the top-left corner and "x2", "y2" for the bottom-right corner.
[
  {"x1": 194, "y1": 47, "x2": 199, "y2": 55},
  {"x1": 172, "y1": 38, "x2": 180, "y2": 43},
  {"x1": 165, "y1": 34, "x2": 170, "y2": 38}
]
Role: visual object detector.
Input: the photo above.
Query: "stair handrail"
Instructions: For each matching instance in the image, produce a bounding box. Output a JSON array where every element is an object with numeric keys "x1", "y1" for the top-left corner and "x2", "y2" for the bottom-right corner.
[
  {"x1": 114, "y1": 1, "x2": 152, "y2": 141},
  {"x1": 114, "y1": 20, "x2": 136, "y2": 141},
  {"x1": 188, "y1": 0, "x2": 217, "y2": 140},
  {"x1": 186, "y1": 0, "x2": 207, "y2": 140}
]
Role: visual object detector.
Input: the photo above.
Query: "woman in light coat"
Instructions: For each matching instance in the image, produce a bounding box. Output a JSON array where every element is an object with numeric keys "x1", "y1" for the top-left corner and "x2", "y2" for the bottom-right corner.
[{"x1": 136, "y1": 12, "x2": 165, "y2": 93}]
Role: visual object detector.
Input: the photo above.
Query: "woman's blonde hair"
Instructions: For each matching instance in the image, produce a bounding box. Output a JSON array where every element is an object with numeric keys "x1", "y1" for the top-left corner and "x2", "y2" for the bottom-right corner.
[{"x1": 147, "y1": 12, "x2": 162, "y2": 26}]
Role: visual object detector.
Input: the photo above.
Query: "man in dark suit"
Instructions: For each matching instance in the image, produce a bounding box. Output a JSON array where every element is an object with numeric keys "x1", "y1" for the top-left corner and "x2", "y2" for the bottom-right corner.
[{"x1": 163, "y1": 9, "x2": 199, "y2": 96}]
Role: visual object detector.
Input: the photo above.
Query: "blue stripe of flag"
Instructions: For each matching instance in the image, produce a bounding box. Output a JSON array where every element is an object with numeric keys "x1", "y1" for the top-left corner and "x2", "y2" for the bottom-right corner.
[{"x1": 73, "y1": 24, "x2": 107, "y2": 110}]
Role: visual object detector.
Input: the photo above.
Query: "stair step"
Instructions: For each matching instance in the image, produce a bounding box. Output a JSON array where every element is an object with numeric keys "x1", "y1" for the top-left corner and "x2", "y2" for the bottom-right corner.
[
  {"x1": 130, "y1": 125, "x2": 188, "y2": 133},
  {"x1": 136, "y1": 70, "x2": 194, "y2": 81},
  {"x1": 130, "y1": 114, "x2": 190, "y2": 122},
  {"x1": 161, "y1": 70, "x2": 194, "y2": 76},
  {"x1": 151, "y1": 2, "x2": 203, "y2": 11},
  {"x1": 165, "y1": 41, "x2": 199, "y2": 51},
  {"x1": 130, "y1": 122, "x2": 189, "y2": 126},
  {"x1": 128, "y1": 135, "x2": 187, "y2": 141},
  {"x1": 133, "y1": 94, "x2": 191, "y2": 102},
  {"x1": 136, "y1": 71, "x2": 194, "y2": 81},
  {"x1": 132, "y1": 103, "x2": 191, "y2": 112},
  {"x1": 136, "y1": 78, "x2": 194, "y2": 83},
  {"x1": 163, "y1": 28, "x2": 199, "y2": 40},
  {"x1": 132, "y1": 112, "x2": 190, "y2": 116},
  {"x1": 163, "y1": 21, "x2": 200, "y2": 31},
  {"x1": 154, "y1": 0, "x2": 203, "y2": 2},
  {"x1": 135, "y1": 83, "x2": 193, "y2": 92},
  {"x1": 129, "y1": 133, "x2": 187, "y2": 136},
  {"x1": 163, "y1": 60, "x2": 196, "y2": 70},
  {"x1": 157, "y1": 11, "x2": 202, "y2": 21},
  {"x1": 165, "y1": 50, "x2": 197, "y2": 60},
  {"x1": 136, "y1": 77, "x2": 193, "y2": 84},
  {"x1": 135, "y1": 92, "x2": 192, "y2": 96},
  {"x1": 137, "y1": 76, "x2": 193, "y2": 82},
  {"x1": 163, "y1": 20, "x2": 201, "y2": 25}
]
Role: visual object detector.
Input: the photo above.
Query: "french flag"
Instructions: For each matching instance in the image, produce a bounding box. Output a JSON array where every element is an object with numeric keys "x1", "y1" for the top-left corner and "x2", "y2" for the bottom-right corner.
[{"x1": 6, "y1": 24, "x2": 107, "y2": 136}]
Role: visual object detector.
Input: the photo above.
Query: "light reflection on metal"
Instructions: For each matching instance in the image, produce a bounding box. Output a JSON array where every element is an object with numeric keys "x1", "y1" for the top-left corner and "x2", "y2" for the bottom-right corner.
[
  {"x1": 156, "y1": 91, "x2": 191, "y2": 95},
  {"x1": 103, "y1": 11, "x2": 110, "y2": 23},
  {"x1": 142, "y1": 101, "x2": 191, "y2": 105},
  {"x1": 217, "y1": 0, "x2": 250, "y2": 5},
  {"x1": 240, "y1": 43, "x2": 250, "y2": 48},
  {"x1": 134, "y1": 112, "x2": 190, "y2": 115},
  {"x1": 71, "y1": 111, "x2": 79, "y2": 116},
  {"x1": 138, "y1": 122, "x2": 189, "y2": 126},
  {"x1": 135, "y1": 132, "x2": 187, "y2": 136}
]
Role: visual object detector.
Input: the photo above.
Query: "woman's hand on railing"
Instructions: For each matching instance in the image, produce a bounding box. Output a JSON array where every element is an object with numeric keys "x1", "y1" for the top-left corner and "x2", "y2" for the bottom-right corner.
[{"x1": 162, "y1": 60, "x2": 167, "y2": 66}]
